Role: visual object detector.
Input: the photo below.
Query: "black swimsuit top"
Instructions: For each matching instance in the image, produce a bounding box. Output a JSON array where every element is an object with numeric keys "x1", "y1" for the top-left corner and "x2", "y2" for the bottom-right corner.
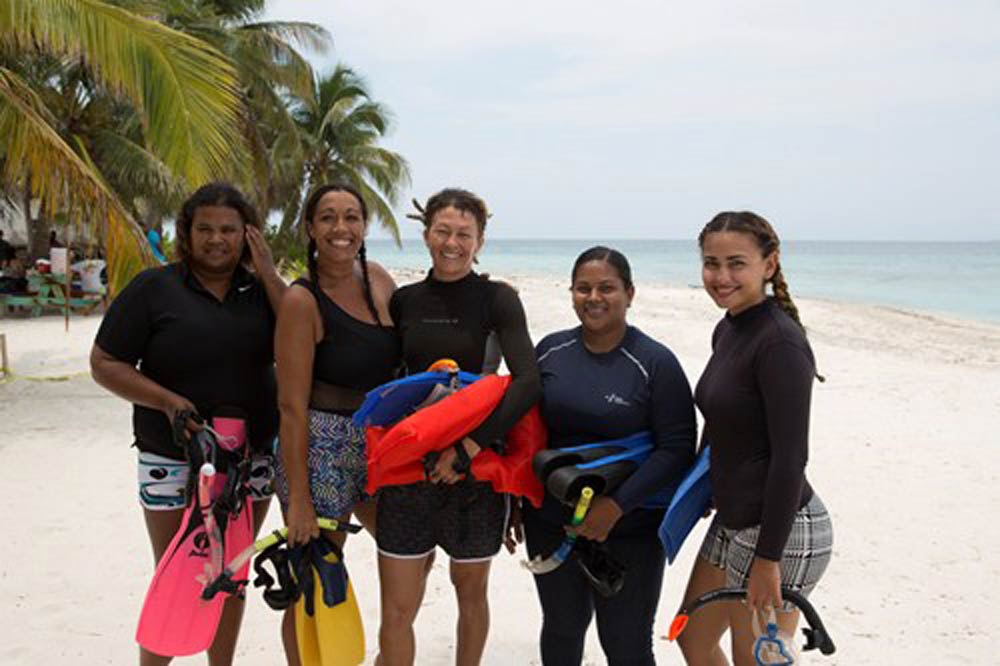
[{"x1": 293, "y1": 278, "x2": 400, "y2": 392}]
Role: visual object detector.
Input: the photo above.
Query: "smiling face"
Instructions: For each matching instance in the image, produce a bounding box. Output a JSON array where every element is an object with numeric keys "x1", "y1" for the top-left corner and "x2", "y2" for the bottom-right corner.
[
  {"x1": 423, "y1": 206, "x2": 484, "y2": 281},
  {"x1": 571, "y1": 259, "x2": 634, "y2": 336},
  {"x1": 308, "y1": 190, "x2": 367, "y2": 266},
  {"x1": 700, "y1": 230, "x2": 777, "y2": 315},
  {"x1": 188, "y1": 205, "x2": 246, "y2": 275}
]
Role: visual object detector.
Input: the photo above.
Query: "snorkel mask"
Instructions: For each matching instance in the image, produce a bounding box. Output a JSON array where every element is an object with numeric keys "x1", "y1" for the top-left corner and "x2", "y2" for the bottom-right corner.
[{"x1": 752, "y1": 608, "x2": 798, "y2": 666}]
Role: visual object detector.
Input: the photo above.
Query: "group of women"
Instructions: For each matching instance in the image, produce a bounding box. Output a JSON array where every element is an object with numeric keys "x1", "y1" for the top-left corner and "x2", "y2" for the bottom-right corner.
[{"x1": 91, "y1": 181, "x2": 833, "y2": 666}]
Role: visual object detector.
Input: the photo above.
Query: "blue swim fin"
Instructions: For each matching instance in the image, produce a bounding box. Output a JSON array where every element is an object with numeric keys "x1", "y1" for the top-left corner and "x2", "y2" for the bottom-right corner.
[
  {"x1": 543, "y1": 433, "x2": 655, "y2": 505},
  {"x1": 658, "y1": 445, "x2": 711, "y2": 563}
]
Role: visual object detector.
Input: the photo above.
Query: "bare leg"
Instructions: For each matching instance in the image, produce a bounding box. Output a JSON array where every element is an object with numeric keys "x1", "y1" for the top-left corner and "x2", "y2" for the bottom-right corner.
[
  {"x1": 676, "y1": 555, "x2": 731, "y2": 666},
  {"x1": 377, "y1": 553, "x2": 433, "y2": 666},
  {"x1": 139, "y1": 508, "x2": 186, "y2": 666},
  {"x1": 280, "y1": 507, "x2": 356, "y2": 666},
  {"x1": 449, "y1": 560, "x2": 492, "y2": 666},
  {"x1": 207, "y1": 498, "x2": 272, "y2": 665},
  {"x1": 728, "y1": 602, "x2": 800, "y2": 666}
]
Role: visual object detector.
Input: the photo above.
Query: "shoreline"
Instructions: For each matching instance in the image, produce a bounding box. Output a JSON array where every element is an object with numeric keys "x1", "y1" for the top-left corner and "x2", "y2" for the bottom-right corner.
[{"x1": 1, "y1": 274, "x2": 998, "y2": 664}]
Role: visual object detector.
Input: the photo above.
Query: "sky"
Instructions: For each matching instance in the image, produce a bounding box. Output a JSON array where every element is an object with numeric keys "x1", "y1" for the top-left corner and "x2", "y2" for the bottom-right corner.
[{"x1": 265, "y1": 1, "x2": 1000, "y2": 241}]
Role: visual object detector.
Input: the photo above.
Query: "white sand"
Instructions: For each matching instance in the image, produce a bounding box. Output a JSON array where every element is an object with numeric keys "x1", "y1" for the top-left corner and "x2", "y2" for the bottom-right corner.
[{"x1": 2, "y1": 274, "x2": 999, "y2": 665}]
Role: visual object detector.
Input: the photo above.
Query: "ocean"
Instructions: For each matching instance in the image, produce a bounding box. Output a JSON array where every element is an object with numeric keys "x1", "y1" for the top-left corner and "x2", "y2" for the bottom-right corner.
[{"x1": 367, "y1": 240, "x2": 1000, "y2": 323}]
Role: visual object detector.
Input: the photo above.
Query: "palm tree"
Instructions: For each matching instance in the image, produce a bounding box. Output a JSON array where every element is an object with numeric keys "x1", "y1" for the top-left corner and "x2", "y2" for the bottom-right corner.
[
  {"x1": 276, "y1": 65, "x2": 410, "y2": 250},
  {"x1": 151, "y1": 0, "x2": 333, "y2": 215},
  {"x1": 0, "y1": 0, "x2": 250, "y2": 293}
]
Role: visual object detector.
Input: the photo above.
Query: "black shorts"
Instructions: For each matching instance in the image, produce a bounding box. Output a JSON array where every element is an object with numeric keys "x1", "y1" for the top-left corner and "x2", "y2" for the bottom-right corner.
[{"x1": 376, "y1": 481, "x2": 509, "y2": 562}]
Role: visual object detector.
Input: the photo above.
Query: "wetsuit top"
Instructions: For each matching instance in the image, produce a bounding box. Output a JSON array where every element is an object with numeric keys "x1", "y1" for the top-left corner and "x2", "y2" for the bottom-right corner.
[
  {"x1": 389, "y1": 270, "x2": 541, "y2": 449},
  {"x1": 292, "y1": 278, "x2": 400, "y2": 394},
  {"x1": 95, "y1": 263, "x2": 278, "y2": 459},
  {"x1": 695, "y1": 297, "x2": 816, "y2": 561},
  {"x1": 533, "y1": 325, "x2": 697, "y2": 535}
]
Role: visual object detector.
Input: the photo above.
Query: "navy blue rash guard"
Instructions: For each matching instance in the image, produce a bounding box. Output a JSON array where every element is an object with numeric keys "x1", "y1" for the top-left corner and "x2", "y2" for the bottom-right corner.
[{"x1": 531, "y1": 325, "x2": 697, "y2": 536}]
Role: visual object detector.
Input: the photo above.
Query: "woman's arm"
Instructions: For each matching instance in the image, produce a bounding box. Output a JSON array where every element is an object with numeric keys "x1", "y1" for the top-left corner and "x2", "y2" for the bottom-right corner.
[
  {"x1": 275, "y1": 285, "x2": 323, "y2": 544},
  {"x1": 245, "y1": 225, "x2": 287, "y2": 312},
  {"x1": 465, "y1": 284, "x2": 541, "y2": 452},
  {"x1": 90, "y1": 344, "x2": 197, "y2": 428},
  {"x1": 611, "y1": 349, "x2": 697, "y2": 514}
]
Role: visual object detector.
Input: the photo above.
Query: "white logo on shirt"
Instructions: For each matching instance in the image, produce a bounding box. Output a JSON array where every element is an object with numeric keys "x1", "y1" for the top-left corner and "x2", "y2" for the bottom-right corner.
[
  {"x1": 237, "y1": 284, "x2": 253, "y2": 293},
  {"x1": 605, "y1": 392, "x2": 631, "y2": 407}
]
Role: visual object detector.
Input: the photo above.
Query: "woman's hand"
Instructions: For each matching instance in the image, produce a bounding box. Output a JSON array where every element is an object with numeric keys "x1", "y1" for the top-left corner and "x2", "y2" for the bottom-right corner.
[
  {"x1": 504, "y1": 500, "x2": 523, "y2": 554},
  {"x1": 746, "y1": 557, "x2": 783, "y2": 612},
  {"x1": 428, "y1": 447, "x2": 465, "y2": 484},
  {"x1": 161, "y1": 393, "x2": 201, "y2": 439},
  {"x1": 245, "y1": 225, "x2": 276, "y2": 277},
  {"x1": 566, "y1": 496, "x2": 622, "y2": 543},
  {"x1": 286, "y1": 496, "x2": 320, "y2": 546}
]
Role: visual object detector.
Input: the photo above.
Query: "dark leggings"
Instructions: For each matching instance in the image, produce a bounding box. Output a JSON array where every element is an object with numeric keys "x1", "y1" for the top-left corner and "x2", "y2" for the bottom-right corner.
[{"x1": 523, "y1": 508, "x2": 666, "y2": 666}]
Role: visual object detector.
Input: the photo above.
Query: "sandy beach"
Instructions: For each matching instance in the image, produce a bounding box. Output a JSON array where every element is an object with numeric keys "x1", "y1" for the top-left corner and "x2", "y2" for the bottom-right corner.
[{"x1": 2, "y1": 272, "x2": 998, "y2": 665}]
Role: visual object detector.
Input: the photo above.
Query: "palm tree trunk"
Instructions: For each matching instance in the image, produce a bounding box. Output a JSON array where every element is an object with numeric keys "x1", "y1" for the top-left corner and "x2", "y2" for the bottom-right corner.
[{"x1": 23, "y1": 177, "x2": 51, "y2": 261}]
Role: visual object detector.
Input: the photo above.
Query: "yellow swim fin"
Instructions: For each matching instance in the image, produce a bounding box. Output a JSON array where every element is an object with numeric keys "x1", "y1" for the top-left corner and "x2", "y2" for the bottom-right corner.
[{"x1": 294, "y1": 541, "x2": 365, "y2": 665}]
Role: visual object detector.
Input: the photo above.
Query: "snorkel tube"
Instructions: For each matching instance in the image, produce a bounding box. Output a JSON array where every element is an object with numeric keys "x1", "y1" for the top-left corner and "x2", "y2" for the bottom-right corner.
[{"x1": 667, "y1": 587, "x2": 835, "y2": 657}]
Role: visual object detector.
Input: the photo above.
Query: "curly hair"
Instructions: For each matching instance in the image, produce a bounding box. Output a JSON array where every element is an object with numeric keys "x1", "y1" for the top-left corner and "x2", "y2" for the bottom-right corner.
[
  {"x1": 173, "y1": 182, "x2": 260, "y2": 264},
  {"x1": 407, "y1": 188, "x2": 490, "y2": 237}
]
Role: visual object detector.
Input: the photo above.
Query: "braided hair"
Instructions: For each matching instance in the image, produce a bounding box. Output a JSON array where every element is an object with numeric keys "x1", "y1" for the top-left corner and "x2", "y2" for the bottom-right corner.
[
  {"x1": 301, "y1": 183, "x2": 382, "y2": 327},
  {"x1": 698, "y1": 211, "x2": 824, "y2": 381},
  {"x1": 698, "y1": 211, "x2": 802, "y2": 326}
]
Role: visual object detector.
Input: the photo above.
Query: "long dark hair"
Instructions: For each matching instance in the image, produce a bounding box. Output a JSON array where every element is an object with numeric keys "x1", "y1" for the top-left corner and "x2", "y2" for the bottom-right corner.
[
  {"x1": 174, "y1": 182, "x2": 259, "y2": 264},
  {"x1": 301, "y1": 183, "x2": 382, "y2": 326}
]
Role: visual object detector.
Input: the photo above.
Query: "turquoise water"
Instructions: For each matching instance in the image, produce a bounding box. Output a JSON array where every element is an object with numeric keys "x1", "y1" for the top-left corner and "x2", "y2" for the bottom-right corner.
[{"x1": 368, "y1": 240, "x2": 1000, "y2": 323}]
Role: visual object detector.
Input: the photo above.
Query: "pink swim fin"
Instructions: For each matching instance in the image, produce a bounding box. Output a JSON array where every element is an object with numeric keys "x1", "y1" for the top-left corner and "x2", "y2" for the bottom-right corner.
[{"x1": 135, "y1": 414, "x2": 254, "y2": 657}]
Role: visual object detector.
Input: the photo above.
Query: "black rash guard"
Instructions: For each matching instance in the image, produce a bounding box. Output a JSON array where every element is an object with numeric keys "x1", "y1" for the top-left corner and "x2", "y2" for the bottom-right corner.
[
  {"x1": 532, "y1": 326, "x2": 697, "y2": 535},
  {"x1": 291, "y1": 278, "x2": 400, "y2": 392},
  {"x1": 389, "y1": 270, "x2": 541, "y2": 449},
  {"x1": 95, "y1": 263, "x2": 278, "y2": 458},
  {"x1": 695, "y1": 297, "x2": 816, "y2": 561}
]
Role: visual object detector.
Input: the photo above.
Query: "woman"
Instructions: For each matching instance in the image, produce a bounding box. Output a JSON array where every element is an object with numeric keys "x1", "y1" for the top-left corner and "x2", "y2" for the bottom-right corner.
[
  {"x1": 273, "y1": 183, "x2": 399, "y2": 659},
  {"x1": 519, "y1": 246, "x2": 697, "y2": 666},
  {"x1": 376, "y1": 188, "x2": 541, "y2": 666},
  {"x1": 677, "y1": 212, "x2": 833, "y2": 666},
  {"x1": 90, "y1": 182, "x2": 286, "y2": 665}
]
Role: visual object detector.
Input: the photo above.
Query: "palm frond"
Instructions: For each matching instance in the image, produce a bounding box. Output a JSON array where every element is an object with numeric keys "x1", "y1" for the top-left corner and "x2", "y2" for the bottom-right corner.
[
  {"x1": 240, "y1": 20, "x2": 331, "y2": 54},
  {"x1": 0, "y1": 65, "x2": 153, "y2": 292},
  {"x1": 1, "y1": 0, "x2": 250, "y2": 185}
]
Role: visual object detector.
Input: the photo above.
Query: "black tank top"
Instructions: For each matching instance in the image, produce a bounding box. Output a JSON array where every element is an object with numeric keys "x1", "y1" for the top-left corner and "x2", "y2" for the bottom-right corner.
[{"x1": 293, "y1": 278, "x2": 400, "y2": 392}]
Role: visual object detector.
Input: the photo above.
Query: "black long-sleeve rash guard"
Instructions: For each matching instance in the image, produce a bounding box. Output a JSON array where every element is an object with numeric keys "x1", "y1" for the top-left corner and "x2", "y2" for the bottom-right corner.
[
  {"x1": 695, "y1": 297, "x2": 816, "y2": 561},
  {"x1": 389, "y1": 271, "x2": 541, "y2": 449}
]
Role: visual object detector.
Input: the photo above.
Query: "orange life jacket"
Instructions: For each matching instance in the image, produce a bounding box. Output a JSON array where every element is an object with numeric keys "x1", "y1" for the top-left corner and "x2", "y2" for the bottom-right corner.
[{"x1": 365, "y1": 374, "x2": 546, "y2": 507}]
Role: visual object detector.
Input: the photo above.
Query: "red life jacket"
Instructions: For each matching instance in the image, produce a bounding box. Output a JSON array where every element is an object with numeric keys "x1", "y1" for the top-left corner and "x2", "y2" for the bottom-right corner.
[{"x1": 365, "y1": 374, "x2": 546, "y2": 507}]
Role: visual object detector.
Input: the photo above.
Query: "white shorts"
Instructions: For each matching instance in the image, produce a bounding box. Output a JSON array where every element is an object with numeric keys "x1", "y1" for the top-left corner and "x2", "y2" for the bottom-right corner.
[{"x1": 137, "y1": 450, "x2": 275, "y2": 511}]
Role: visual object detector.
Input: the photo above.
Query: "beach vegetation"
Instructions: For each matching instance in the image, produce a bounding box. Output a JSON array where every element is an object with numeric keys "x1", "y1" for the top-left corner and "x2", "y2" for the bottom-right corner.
[{"x1": 0, "y1": 1, "x2": 408, "y2": 295}]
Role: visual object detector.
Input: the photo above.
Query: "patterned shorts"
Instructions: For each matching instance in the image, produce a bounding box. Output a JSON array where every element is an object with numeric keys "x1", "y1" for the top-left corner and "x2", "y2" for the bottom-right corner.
[
  {"x1": 273, "y1": 410, "x2": 369, "y2": 519},
  {"x1": 137, "y1": 449, "x2": 275, "y2": 511},
  {"x1": 699, "y1": 494, "x2": 833, "y2": 606},
  {"x1": 377, "y1": 481, "x2": 510, "y2": 562}
]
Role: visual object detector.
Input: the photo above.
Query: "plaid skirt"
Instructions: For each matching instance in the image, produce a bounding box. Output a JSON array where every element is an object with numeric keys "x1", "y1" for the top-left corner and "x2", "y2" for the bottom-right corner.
[{"x1": 700, "y1": 493, "x2": 833, "y2": 604}]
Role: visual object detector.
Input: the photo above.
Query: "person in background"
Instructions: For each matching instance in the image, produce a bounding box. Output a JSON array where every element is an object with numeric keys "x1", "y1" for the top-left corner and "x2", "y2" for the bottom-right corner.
[
  {"x1": 676, "y1": 211, "x2": 833, "y2": 666},
  {"x1": 143, "y1": 221, "x2": 168, "y2": 264},
  {"x1": 520, "y1": 246, "x2": 696, "y2": 666},
  {"x1": 90, "y1": 182, "x2": 286, "y2": 666}
]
